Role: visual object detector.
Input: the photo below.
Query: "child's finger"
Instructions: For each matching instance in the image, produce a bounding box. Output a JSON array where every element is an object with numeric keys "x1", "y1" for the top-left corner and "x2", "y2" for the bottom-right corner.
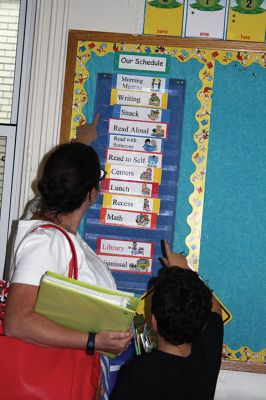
[
  {"x1": 93, "y1": 113, "x2": 100, "y2": 127},
  {"x1": 162, "y1": 257, "x2": 169, "y2": 267},
  {"x1": 163, "y1": 240, "x2": 172, "y2": 259}
]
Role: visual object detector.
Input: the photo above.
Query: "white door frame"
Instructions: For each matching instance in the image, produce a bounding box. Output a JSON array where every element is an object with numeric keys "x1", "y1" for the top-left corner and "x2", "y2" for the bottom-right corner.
[{"x1": 0, "y1": 0, "x2": 36, "y2": 279}]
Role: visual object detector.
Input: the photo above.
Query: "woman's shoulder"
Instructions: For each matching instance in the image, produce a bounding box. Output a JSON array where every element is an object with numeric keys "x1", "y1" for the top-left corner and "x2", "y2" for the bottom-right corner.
[
  {"x1": 15, "y1": 220, "x2": 71, "y2": 253},
  {"x1": 11, "y1": 221, "x2": 72, "y2": 284}
]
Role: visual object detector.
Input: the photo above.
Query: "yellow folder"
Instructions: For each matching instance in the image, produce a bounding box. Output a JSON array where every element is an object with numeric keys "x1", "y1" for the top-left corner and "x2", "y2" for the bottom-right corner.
[{"x1": 35, "y1": 271, "x2": 140, "y2": 335}]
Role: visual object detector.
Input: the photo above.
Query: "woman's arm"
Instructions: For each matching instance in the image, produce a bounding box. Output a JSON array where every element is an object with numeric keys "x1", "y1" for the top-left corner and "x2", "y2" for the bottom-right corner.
[
  {"x1": 4, "y1": 283, "x2": 132, "y2": 353},
  {"x1": 74, "y1": 114, "x2": 100, "y2": 145}
]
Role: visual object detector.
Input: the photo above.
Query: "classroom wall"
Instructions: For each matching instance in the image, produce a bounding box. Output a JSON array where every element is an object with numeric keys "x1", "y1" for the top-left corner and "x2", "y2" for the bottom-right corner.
[{"x1": 20, "y1": 0, "x2": 266, "y2": 397}]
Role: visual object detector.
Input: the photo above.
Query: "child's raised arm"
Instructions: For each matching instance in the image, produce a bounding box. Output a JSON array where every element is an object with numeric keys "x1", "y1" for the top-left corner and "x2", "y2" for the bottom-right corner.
[{"x1": 161, "y1": 240, "x2": 189, "y2": 269}]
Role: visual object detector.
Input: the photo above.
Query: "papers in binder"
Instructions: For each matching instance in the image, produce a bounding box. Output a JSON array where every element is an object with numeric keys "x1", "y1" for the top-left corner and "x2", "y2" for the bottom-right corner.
[
  {"x1": 35, "y1": 271, "x2": 140, "y2": 335},
  {"x1": 43, "y1": 273, "x2": 134, "y2": 309}
]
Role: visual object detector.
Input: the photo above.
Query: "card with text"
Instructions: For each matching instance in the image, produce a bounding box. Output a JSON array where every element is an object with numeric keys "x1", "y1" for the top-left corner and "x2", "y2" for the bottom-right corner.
[
  {"x1": 105, "y1": 164, "x2": 162, "y2": 184},
  {"x1": 114, "y1": 53, "x2": 170, "y2": 74},
  {"x1": 101, "y1": 179, "x2": 159, "y2": 198},
  {"x1": 96, "y1": 238, "x2": 154, "y2": 258},
  {"x1": 109, "y1": 118, "x2": 168, "y2": 139},
  {"x1": 100, "y1": 208, "x2": 157, "y2": 229},
  {"x1": 98, "y1": 254, "x2": 153, "y2": 274},
  {"x1": 113, "y1": 105, "x2": 170, "y2": 123},
  {"x1": 109, "y1": 134, "x2": 163, "y2": 153},
  {"x1": 227, "y1": 0, "x2": 265, "y2": 42},
  {"x1": 106, "y1": 148, "x2": 163, "y2": 168},
  {"x1": 143, "y1": 0, "x2": 184, "y2": 37},
  {"x1": 111, "y1": 89, "x2": 168, "y2": 109},
  {"x1": 113, "y1": 74, "x2": 167, "y2": 92},
  {"x1": 102, "y1": 193, "x2": 161, "y2": 213},
  {"x1": 183, "y1": 0, "x2": 229, "y2": 39}
]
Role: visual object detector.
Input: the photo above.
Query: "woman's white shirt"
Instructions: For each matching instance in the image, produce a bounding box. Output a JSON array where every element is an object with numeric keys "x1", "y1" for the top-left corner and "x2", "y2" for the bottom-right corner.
[{"x1": 11, "y1": 220, "x2": 116, "y2": 290}]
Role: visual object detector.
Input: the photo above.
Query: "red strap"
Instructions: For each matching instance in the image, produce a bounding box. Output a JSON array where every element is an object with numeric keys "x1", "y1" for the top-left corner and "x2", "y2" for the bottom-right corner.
[{"x1": 29, "y1": 224, "x2": 78, "y2": 280}]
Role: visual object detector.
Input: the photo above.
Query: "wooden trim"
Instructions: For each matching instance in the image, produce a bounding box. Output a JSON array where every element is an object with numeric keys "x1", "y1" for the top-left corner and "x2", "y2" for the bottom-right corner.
[
  {"x1": 221, "y1": 360, "x2": 266, "y2": 374},
  {"x1": 70, "y1": 30, "x2": 266, "y2": 53},
  {"x1": 60, "y1": 31, "x2": 78, "y2": 144}
]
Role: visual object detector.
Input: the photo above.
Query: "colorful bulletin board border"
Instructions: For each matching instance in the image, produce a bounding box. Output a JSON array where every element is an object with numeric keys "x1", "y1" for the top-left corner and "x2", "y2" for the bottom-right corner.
[{"x1": 60, "y1": 31, "x2": 266, "y2": 372}]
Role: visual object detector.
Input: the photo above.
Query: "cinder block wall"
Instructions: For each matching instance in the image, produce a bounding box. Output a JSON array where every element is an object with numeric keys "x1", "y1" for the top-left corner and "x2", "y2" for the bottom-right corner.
[{"x1": 0, "y1": 0, "x2": 19, "y2": 123}]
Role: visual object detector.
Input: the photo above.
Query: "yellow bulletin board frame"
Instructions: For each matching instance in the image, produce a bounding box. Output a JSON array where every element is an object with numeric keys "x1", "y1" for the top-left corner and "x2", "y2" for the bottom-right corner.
[{"x1": 60, "y1": 31, "x2": 266, "y2": 373}]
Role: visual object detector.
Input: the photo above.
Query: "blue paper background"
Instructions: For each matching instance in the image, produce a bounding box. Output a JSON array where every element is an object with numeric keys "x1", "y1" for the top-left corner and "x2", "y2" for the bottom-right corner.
[
  {"x1": 174, "y1": 61, "x2": 266, "y2": 351},
  {"x1": 193, "y1": 62, "x2": 266, "y2": 351}
]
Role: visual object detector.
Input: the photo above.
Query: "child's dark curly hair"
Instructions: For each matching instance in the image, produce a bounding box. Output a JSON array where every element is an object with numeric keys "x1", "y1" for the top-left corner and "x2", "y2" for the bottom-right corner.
[
  {"x1": 37, "y1": 143, "x2": 101, "y2": 220},
  {"x1": 152, "y1": 267, "x2": 212, "y2": 345}
]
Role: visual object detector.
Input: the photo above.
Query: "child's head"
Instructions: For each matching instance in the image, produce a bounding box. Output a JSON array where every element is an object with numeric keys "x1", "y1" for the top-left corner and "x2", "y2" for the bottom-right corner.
[{"x1": 151, "y1": 267, "x2": 212, "y2": 346}]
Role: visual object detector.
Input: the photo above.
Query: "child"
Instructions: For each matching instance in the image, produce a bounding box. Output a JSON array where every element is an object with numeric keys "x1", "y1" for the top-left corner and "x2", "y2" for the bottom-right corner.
[{"x1": 110, "y1": 241, "x2": 223, "y2": 400}]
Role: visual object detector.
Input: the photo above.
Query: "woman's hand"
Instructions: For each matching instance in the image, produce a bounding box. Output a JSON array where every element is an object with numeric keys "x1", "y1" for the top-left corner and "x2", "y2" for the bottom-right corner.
[
  {"x1": 76, "y1": 113, "x2": 100, "y2": 145},
  {"x1": 162, "y1": 240, "x2": 189, "y2": 269},
  {"x1": 95, "y1": 327, "x2": 133, "y2": 355}
]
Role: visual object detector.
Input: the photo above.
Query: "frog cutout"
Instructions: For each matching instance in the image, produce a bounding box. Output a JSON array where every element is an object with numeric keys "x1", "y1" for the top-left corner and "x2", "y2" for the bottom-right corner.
[
  {"x1": 148, "y1": 0, "x2": 182, "y2": 8},
  {"x1": 190, "y1": 0, "x2": 224, "y2": 11},
  {"x1": 232, "y1": 0, "x2": 264, "y2": 14}
]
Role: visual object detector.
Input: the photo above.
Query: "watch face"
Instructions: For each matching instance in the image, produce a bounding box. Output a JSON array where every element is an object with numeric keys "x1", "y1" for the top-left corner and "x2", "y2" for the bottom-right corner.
[
  {"x1": 198, "y1": 0, "x2": 217, "y2": 8},
  {"x1": 239, "y1": 0, "x2": 258, "y2": 11}
]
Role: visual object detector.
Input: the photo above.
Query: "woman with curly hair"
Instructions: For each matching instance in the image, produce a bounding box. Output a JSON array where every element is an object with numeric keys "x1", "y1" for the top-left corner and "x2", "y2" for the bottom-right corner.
[{"x1": 3, "y1": 141, "x2": 133, "y2": 399}]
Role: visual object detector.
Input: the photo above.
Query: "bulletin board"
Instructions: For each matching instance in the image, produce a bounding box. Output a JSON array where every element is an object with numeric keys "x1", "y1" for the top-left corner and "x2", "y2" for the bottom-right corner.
[{"x1": 60, "y1": 30, "x2": 266, "y2": 372}]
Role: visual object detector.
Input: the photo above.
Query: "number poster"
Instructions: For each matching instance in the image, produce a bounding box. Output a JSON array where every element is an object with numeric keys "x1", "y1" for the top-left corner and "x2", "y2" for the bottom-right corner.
[
  {"x1": 227, "y1": 0, "x2": 266, "y2": 42},
  {"x1": 183, "y1": 0, "x2": 230, "y2": 39},
  {"x1": 143, "y1": 0, "x2": 266, "y2": 42}
]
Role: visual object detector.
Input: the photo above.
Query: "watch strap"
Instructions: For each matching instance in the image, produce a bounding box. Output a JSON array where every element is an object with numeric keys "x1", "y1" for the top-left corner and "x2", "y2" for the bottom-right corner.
[{"x1": 86, "y1": 332, "x2": 96, "y2": 355}]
